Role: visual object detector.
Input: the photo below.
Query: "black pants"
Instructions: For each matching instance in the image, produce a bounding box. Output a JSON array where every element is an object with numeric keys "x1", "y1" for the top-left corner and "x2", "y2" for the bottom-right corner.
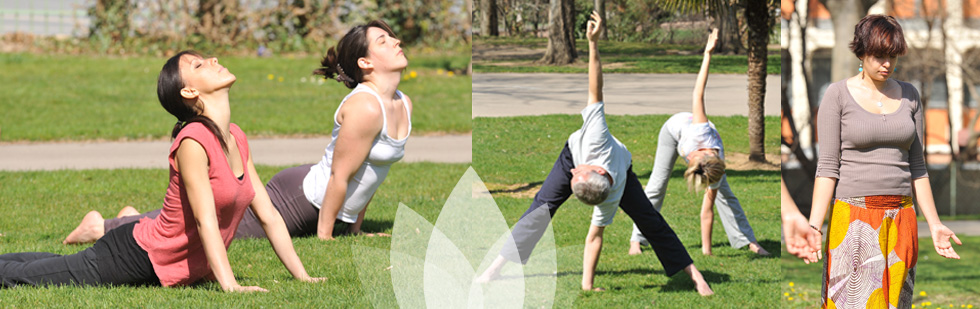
[
  {"x1": 502, "y1": 143, "x2": 694, "y2": 277},
  {"x1": 105, "y1": 164, "x2": 321, "y2": 239},
  {"x1": 0, "y1": 221, "x2": 158, "y2": 288}
]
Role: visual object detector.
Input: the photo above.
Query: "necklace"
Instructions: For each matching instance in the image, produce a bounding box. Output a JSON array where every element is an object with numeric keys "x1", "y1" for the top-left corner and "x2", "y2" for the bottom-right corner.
[{"x1": 863, "y1": 79, "x2": 893, "y2": 113}]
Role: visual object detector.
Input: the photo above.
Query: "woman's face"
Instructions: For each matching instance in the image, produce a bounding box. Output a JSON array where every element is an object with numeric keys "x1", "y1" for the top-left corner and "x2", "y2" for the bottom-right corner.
[
  {"x1": 179, "y1": 54, "x2": 236, "y2": 95},
  {"x1": 862, "y1": 54, "x2": 898, "y2": 82},
  {"x1": 362, "y1": 27, "x2": 408, "y2": 73}
]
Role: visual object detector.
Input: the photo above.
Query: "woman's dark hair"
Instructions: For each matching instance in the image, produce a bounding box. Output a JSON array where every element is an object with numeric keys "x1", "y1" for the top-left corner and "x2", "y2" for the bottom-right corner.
[
  {"x1": 849, "y1": 15, "x2": 908, "y2": 59},
  {"x1": 313, "y1": 20, "x2": 397, "y2": 89},
  {"x1": 157, "y1": 50, "x2": 228, "y2": 153}
]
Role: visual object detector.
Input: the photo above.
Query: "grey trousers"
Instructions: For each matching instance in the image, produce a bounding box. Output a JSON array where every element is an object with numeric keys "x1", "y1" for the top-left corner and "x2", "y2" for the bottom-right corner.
[{"x1": 631, "y1": 123, "x2": 756, "y2": 249}]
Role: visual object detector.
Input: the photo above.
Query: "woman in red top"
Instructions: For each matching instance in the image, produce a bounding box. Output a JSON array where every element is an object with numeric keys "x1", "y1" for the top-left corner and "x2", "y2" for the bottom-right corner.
[{"x1": 0, "y1": 51, "x2": 323, "y2": 291}]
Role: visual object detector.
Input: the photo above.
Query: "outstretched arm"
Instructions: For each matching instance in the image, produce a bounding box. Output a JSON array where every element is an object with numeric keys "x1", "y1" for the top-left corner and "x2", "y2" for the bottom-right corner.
[
  {"x1": 587, "y1": 11, "x2": 603, "y2": 105},
  {"x1": 692, "y1": 28, "x2": 718, "y2": 124},
  {"x1": 177, "y1": 139, "x2": 265, "y2": 293},
  {"x1": 318, "y1": 94, "x2": 383, "y2": 240},
  {"x1": 245, "y1": 154, "x2": 326, "y2": 282}
]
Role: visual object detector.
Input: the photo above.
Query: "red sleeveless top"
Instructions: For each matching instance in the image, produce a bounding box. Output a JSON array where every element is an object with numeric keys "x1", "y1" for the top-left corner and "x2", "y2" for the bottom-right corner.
[{"x1": 132, "y1": 123, "x2": 256, "y2": 286}]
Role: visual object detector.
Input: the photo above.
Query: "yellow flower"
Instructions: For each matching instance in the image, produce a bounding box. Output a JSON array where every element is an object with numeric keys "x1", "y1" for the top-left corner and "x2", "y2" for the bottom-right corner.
[
  {"x1": 437, "y1": 69, "x2": 444, "y2": 75},
  {"x1": 926, "y1": 302, "x2": 933, "y2": 306},
  {"x1": 267, "y1": 74, "x2": 274, "y2": 80},
  {"x1": 278, "y1": 77, "x2": 284, "y2": 82},
  {"x1": 410, "y1": 70, "x2": 418, "y2": 78},
  {"x1": 921, "y1": 291, "x2": 928, "y2": 296},
  {"x1": 789, "y1": 282, "x2": 795, "y2": 287},
  {"x1": 791, "y1": 288, "x2": 796, "y2": 292},
  {"x1": 913, "y1": 306, "x2": 916, "y2": 309},
  {"x1": 967, "y1": 305, "x2": 973, "y2": 309},
  {"x1": 788, "y1": 297, "x2": 794, "y2": 301},
  {"x1": 447, "y1": 71, "x2": 455, "y2": 77},
  {"x1": 784, "y1": 292, "x2": 789, "y2": 297}
]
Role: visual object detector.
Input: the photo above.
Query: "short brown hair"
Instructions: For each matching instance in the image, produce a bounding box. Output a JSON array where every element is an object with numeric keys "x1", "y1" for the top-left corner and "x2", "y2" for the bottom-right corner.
[{"x1": 849, "y1": 15, "x2": 907, "y2": 58}]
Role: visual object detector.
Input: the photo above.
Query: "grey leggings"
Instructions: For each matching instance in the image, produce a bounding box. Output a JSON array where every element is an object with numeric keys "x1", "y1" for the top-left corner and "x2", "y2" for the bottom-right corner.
[
  {"x1": 631, "y1": 122, "x2": 757, "y2": 248},
  {"x1": 0, "y1": 222, "x2": 158, "y2": 288},
  {"x1": 105, "y1": 164, "x2": 321, "y2": 239}
]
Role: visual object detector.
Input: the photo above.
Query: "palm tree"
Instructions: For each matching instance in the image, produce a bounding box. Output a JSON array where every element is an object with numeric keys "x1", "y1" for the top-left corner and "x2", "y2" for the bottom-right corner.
[{"x1": 659, "y1": 0, "x2": 776, "y2": 163}]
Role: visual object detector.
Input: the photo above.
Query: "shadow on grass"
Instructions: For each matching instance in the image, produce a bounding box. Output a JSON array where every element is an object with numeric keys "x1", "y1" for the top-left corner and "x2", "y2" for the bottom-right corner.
[
  {"x1": 556, "y1": 267, "x2": 666, "y2": 279},
  {"x1": 488, "y1": 181, "x2": 544, "y2": 195},
  {"x1": 655, "y1": 270, "x2": 732, "y2": 292}
]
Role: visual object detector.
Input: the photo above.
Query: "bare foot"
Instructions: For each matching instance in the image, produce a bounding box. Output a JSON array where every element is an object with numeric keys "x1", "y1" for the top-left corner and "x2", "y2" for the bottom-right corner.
[
  {"x1": 702, "y1": 246, "x2": 712, "y2": 256},
  {"x1": 582, "y1": 286, "x2": 605, "y2": 292},
  {"x1": 63, "y1": 211, "x2": 105, "y2": 245},
  {"x1": 683, "y1": 264, "x2": 714, "y2": 296},
  {"x1": 474, "y1": 266, "x2": 502, "y2": 283},
  {"x1": 628, "y1": 241, "x2": 643, "y2": 255},
  {"x1": 748, "y1": 242, "x2": 771, "y2": 256},
  {"x1": 116, "y1": 206, "x2": 140, "y2": 218}
]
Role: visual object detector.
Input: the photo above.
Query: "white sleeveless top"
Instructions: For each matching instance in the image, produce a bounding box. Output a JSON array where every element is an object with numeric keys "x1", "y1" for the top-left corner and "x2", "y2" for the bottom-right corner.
[{"x1": 303, "y1": 84, "x2": 411, "y2": 223}]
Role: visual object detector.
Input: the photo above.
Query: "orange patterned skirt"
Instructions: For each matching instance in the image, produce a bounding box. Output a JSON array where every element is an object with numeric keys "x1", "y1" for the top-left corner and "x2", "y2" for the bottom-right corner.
[{"x1": 821, "y1": 195, "x2": 918, "y2": 309}]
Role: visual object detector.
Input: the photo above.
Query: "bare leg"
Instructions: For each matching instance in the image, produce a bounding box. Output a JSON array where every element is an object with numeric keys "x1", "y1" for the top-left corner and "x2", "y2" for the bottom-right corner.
[
  {"x1": 116, "y1": 206, "x2": 140, "y2": 218},
  {"x1": 628, "y1": 241, "x2": 642, "y2": 255},
  {"x1": 682, "y1": 264, "x2": 714, "y2": 296},
  {"x1": 63, "y1": 211, "x2": 105, "y2": 245},
  {"x1": 748, "y1": 242, "x2": 770, "y2": 256}
]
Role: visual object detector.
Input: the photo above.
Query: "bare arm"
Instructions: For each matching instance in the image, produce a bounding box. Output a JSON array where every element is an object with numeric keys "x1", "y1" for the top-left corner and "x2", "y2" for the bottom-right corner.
[
  {"x1": 586, "y1": 11, "x2": 603, "y2": 105},
  {"x1": 245, "y1": 153, "x2": 325, "y2": 282},
  {"x1": 176, "y1": 139, "x2": 265, "y2": 293},
  {"x1": 691, "y1": 29, "x2": 718, "y2": 124},
  {"x1": 782, "y1": 180, "x2": 822, "y2": 261},
  {"x1": 581, "y1": 224, "x2": 604, "y2": 291},
  {"x1": 317, "y1": 94, "x2": 383, "y2": 240},
  {"x1": 700, "y1": 188, "x2": 717, "y2": 255}
]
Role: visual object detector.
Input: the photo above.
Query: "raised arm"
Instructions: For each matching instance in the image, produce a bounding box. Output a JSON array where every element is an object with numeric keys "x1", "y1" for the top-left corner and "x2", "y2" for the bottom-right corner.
[
  {"x1": 245, "y1": 154, "x2": 326, "y2": 282},
  {"x1": 317, "y1": 94, "x2": 383, "y2": 240},
  {"x1": 691, "y1": 28, "x2": 718, "y2": 124},
  {"x1": 176, "y1": 139, "x2": 265, "y2": 292},
  {"x1": 587, "y1": 11, "x2": 603, "y2": 105}
]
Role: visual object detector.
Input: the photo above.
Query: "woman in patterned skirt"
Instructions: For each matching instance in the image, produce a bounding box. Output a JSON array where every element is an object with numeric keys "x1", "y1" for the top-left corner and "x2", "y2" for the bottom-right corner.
[{"x1": 804, "y1": 15, "x2": 962, "y2": 308}]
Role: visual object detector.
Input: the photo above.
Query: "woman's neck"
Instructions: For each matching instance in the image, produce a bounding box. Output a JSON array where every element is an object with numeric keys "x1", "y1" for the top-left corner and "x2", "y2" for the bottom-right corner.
[
  {"x1": 198, "y1": 91, "x2": 232, "y2": 139},
  {"x1": 861, "y1": 71, "x2": 889, "y2": 91},
  {"x1": 361, "y1": 72, "x2": 402, "y2": 101}
]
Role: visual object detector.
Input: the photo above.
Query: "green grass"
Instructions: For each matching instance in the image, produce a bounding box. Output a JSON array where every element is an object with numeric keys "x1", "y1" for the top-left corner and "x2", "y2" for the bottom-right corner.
[
  {"x1": 781, "y1": 236, "x2": 980, "y2": 308},
  {"x1": 473, "y1": 114, "x2": 781, "y2": 306},
  {"x1": 473, "y1": 37, "x2": 781, "y2": 74},
  {"x1": 0, "y1": 52, "x2": 471, "y2": 142},
  {"x1": 0, "y1": 163, "x2": 468, "y2": 306}
]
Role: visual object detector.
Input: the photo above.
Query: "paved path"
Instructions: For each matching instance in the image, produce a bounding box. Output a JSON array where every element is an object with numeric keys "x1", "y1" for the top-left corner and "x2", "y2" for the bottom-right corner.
[
  {"x1": 473, "y1": 73, "x2": 781, "y2": 117},
  {"x1": 0, "y1": 134, "x2": 471, "y2": 171}
]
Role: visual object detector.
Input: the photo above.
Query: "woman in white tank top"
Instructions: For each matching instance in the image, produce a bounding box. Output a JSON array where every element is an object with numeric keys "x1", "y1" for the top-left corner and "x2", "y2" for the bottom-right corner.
[
  {"x1": 63, "y1": 21, "x2": 412, "y2": 244},
  {"x1": 627, "y1": 29, "x2": 769, "y2": 257}
]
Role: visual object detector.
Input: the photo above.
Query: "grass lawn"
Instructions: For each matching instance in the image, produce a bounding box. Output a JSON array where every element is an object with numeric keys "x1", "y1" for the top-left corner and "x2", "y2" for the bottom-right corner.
[
  {"x1": 0, "y1": 163, "x2": 469, "y2": 306},
  {"x1": 473, "y1": 36, "x2": 781, "y2": 74},
  {"x1": 472, "y1": 114, "x2": 781, "y2": 306},
  {"x1": 781, "y1": 236, "x2": 980, "y2": 308},
  {"x1": 0, "y1": 51, "x2": 471, "y2": 142}
]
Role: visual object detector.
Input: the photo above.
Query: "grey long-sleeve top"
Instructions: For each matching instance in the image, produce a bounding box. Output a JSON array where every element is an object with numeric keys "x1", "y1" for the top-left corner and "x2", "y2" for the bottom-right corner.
[{"x1": 815, "y1": 79, "x2": 928, "y2": 198}]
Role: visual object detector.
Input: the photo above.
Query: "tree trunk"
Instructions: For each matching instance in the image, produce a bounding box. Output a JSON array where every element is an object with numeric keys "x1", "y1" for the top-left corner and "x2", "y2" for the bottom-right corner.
[
  {"x1": 594, "y1": 0, "x2": 607, "y2": 40},
  {"x1": 711, "y1": 5, "x2": 743, "y2": 54},
  {"x1": 745, "y1": 0, "x2": 770, "y2": 162},
  {"x1": 540, "y1": 0, "x2": 577, "y2": 65},
  {"x1": 481, "y1": 0, "x2": 499, "y2": 36},
  {"x1": 818, "y1": 0, "x2": 877, "y2": 82}
]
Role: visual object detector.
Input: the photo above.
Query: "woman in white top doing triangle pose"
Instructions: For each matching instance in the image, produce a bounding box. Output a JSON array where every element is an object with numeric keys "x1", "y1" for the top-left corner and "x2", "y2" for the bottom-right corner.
[
  {"x1": 627, "y1": 29, "x2": 769, "y2": 257},
  {"x1": 64, "y1": 20, "x2": 412, "y2": 244}
]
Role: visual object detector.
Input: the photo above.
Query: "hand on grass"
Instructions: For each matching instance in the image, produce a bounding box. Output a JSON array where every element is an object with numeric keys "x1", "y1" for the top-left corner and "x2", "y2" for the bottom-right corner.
[
  {"x1": 299, "y1": 276, "x2": 328, "y2": 283},
  {"x1": 226, "y1": 285, "x2": 269, "y2": 293},
  {"x1": 930, "y1": 223, "x2": 962, "y2": 259}
]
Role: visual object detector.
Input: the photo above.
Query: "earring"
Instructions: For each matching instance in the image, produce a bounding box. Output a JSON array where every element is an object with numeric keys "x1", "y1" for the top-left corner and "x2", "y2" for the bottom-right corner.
[{"x1": 859, "y1": 63, "x2": 863, "y2": 72}]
